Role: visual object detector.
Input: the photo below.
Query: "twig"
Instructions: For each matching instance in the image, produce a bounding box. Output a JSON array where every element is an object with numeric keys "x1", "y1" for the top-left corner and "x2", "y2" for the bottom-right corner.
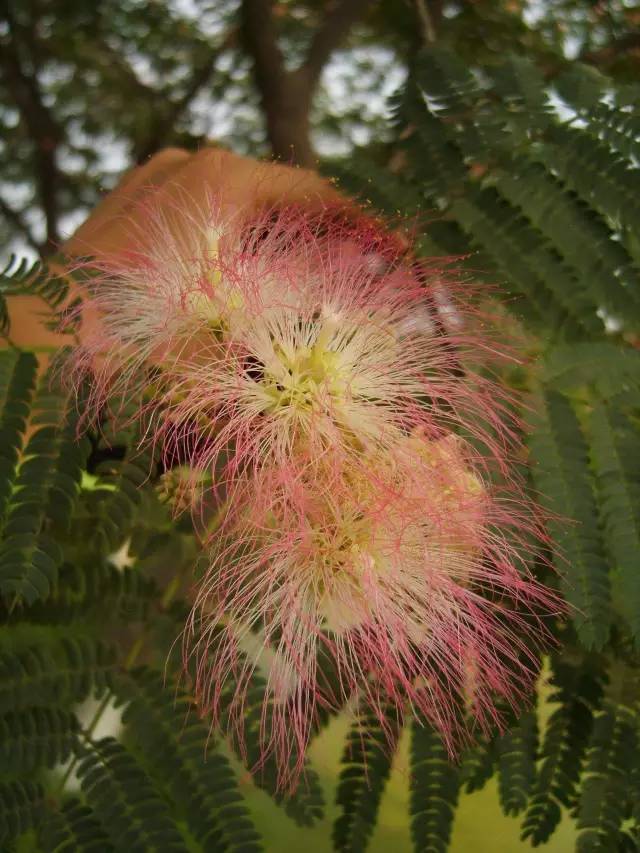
[
  {"x1": 414, "y1": 0, "x2": 436, "y2": 45},
  {"x1": 0, "y1": 6, "x2": 64, "y2": 253}
]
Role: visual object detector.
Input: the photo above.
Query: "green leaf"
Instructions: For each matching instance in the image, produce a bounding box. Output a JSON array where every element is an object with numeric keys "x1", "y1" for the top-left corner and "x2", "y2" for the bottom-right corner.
[
  {"x1": 496, "y1": 710, "x2": 537, "y2": 816},
  {"x1": 522, "y1": 658, "x2": 603, "y2": 845},
  {"x1": 333, "y1": 705, "x2": 401, "y2": 853},
  {"x1": 0, "y1": 367, "x2": 90, "y2": 608},
  {"x1": 589, "y1": 401, "x2": 640, "y2": 642},
  {"x1": 409, "y1": 719, "x2": 460, "y2": 853},
  {"x1": 460, "y1": 739, "x2": 495, "y2": 794},
  {"x1": 542, "y1": 343, "x2": 640, "y2": 398},
  {"x1": 76, "y1": 737, "x2": 190, "y2": 852},
  {"x1": 0, "y1": 780, "x2": 44, "y2": 846},
  {"x1": 585, "y1": 102, "x2": 640, "y2": 163},
  {"x1": 527, "y1": 390, "x2": 611, "y2": 648},
  {"x1": 0, "y1": 351, "x2": 38, "y2": 522},
  {"x1": 0, "y1": 254, "x2": 71, "y2": 334},
  {"x1": 451, "y1": 190, "x2": 600, "y2": 338},
  {"x1": 576, "y1": 704, "x2": 639, "y2": 852},
  {"x1": 120, "y1": 668, "x2": 262, "y2": 853},
  {"x1": 492, "y1": 162, "x2": 640, "y2": 324},
  {"x1": 0, "y1": 707, "x2": 78, "y2": 776},
  {"x1": 539, "y1": 124, "x2": 640, "y2": 241},
  {"x1": 0, "y1": 636, "x2": 115, "y2": 714},
  {"x1": 219, "y1": 667, "x2": 325, "y2": 827},
  {"x1": 39, "y1": 798, "x2": 114, "y2": 853}
]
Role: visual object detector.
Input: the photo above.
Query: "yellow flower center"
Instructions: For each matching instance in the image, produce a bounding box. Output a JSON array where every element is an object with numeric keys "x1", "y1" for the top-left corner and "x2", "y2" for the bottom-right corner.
[
  {"x1": 185, "y1": 227, "x2": 245, "y2": 329},
  {"x1": 261, "y1": 322, "x2": 349, "y2": 414}
]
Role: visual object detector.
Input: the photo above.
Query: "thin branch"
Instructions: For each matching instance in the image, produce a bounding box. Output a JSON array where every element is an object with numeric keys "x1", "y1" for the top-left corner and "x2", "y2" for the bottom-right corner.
[
  {"x1": 135, "y1": 53, "x2": 219, "y2": 163},
  {"x1": 414, "y1": 0, "x2": 437, "y2": 45},
  {"x1": 135, "y1": 28, "x2": 238, "y2": 164},
  {"x1": 0, "y1": 195, "x2": 41, "y2": 253},
  {"x1": 1, "y1": 8, "x2": 64, "y2": 254},
  {"x1": 580, "y1": 32, "x2": 640, "y2": 67},
  {"x1": 92, "y1": 37, "x2": 159, "y2": 101},
  {"x1": 305, "y1": 0, "x2": 374, "y2": 86}
]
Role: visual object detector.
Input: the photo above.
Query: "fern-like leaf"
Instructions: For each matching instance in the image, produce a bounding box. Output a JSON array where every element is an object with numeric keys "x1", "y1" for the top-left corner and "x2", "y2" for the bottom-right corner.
[
  {"x1": 493, "y1": 162, "x2": 640, "y2": 324},
  {"x1": 582, "y1": 102, "x2": 640, "y2": 164},
  {"x1": 409, "y1": 718, "x2": 460, "y2": 853},
  {"x1": 333, "y1": 705, "x2": 401, "y2": 852},
  {"x1": 22, "y1": 559, "x2": 157, "y2": 628},
  {"x1": 496, "y1": 710, "x2": 537, "y2": 817},
  {"x1": 220, "y1": 670, "x2": 325, "y2": 827},
  {"x1": 589, "y1": 401, "x2": 640, "y2": 642},
  {"x1": 527, "y1": 389, "x2": 611, "y2": 648},
  {"x1": 451, "y1": 190, "x2": 599, "y2": 338},
  {"x1": 576, "y1": 704, "x2": 639, "y2": 852},
  {"x1": 540, "y1": 124, "x2": 640, "y2": 240},
  {"x1": 120, "y1": 668, "x2": 262, "y2": 852},
  {"x1": 0, "y1": 636, "x2": 115, "y2": 713},
  {"x1": 0, "y1": 366, "x2": 90, "y2": 607},
  {"x1": 522, "y1": 659, "x2": 603, "y2": 845},
  {"x1": 76, "y1": 736, "x2": 190, "y2": 851},
  {"x1": 0, "y1": 707, "x2": 78, "y2": 775},
  {"x1": 0, "y1": 780, "x2": 44, "y2": 846},
  {"x1": 0, "y1": 351, "x2": 38, "y2": 603},
  {"x1": 0, "y1": 256, "x2": 65, "y2": 338},
  {"x1": 460, "y1": 738, "x2": 495, "y2": 794},
  {"x1": 39, "y1": 798, "x2": 114, "y2": 853},
  {"x1": 542, "y1": 343, "x2": 640, "y2": 398}
]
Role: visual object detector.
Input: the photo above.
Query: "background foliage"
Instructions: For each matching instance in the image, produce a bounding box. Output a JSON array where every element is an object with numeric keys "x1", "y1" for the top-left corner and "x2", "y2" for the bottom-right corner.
[{"x1": 1, "y1": 1, "x2": 640, "y2": 851}]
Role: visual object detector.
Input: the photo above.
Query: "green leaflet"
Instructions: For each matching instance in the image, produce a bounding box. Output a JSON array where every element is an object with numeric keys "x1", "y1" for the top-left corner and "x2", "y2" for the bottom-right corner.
[
  {"x1": 459, "y1": 738, "x2": 496, "y2": 795},
  {"x1": 451, "y1": 189, "x2": 597, "y2": 337},
  {"x1": 576, "y1": 704, "x2": 640, "y2": 852},
  {"x1": 589, "y1": 402, "x2": 640, "y2": 643},
  {"x1": 0, "y1": 356, "x2": 90, "y2": 608},
  {"x1": 0, "y1": 635, "x2": 115, "y2": 713},
  {"x1": 0, "y1": 254, "x2": 75, "y2": 341},
  {"x1": 0, "y1": 351, "x2": 37, "y2": 525},
  {"x1": 39, "y1": 798, "x2": 114, "y2": 853},
  {"x1": 76, "y1": 737, "x2": 191, "y2": 852},
  {"x1": 0, "y1": 780, "x2": 44, "y2": 846},
  {"x1": 0, "y1": 706, "x2": 78, "y2": 776},
  {"x1": 522, "y1": 659, "x2": 603, "y2": 845},
  {"x1": 527, "y1": 389, "x2": 611, "y2": 649},
  {"x1": 221, "y1": 666, "x2": 326, "y2": 827},
  {"x1": 119, "y1": 668, "x2": 262, "y2": 853},
  {"x1": 492, "y1": 162, "x2": 640, "y2": 324},
  {"x1": 333, "y1": 705, "x2": 401, "y2": 853},
  {"x1": 409, "y1": 719, "x2": 460, "y2": 853},
  {"x1": 538, "y1": 124, "x2": 640, "y2": 240},
  {"x1": 496, "y1": 710, "x2": 538, "y2": 817},
  {"x1": 542, "y1": 343, "x2": 640, "y2": 398}
]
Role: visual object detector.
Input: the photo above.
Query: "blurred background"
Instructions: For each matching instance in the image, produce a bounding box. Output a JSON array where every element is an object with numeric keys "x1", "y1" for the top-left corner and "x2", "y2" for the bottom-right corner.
[{"x1": 1, "y1": 0, "x2": 638, "y2": 258}]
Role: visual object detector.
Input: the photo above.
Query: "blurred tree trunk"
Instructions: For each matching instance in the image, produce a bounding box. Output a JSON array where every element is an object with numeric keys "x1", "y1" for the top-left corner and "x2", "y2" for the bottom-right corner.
[
  {"x1": 259, "y1": 71, "x2": 315, "y2": 168},
  {"x1": 241, "y1": 0, "x2": 373, "y2": 167}
]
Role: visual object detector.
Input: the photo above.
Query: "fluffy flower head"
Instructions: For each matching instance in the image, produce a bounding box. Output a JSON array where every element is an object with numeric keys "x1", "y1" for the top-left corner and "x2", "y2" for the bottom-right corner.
[{"x1": 69, "y1": 187, "x2": 560, "y2": 788}]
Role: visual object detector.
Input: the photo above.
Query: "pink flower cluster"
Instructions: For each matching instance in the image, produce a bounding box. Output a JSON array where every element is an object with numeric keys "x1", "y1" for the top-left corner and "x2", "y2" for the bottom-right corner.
[{"x1": 71, "y1": 190, "x2": 559, "y2": 787}]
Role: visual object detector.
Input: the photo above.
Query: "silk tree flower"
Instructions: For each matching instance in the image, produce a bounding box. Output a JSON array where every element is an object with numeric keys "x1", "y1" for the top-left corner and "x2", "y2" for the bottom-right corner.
[
  {"x1": 69, "y1": 191, "x2": 509, "y2": 493},
  {"x1": 188, "y1": 432, "x2": 556, "y2": 787},
  {"x1": 67, "y1": 188, "x2": 560, "y2": 788}
]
